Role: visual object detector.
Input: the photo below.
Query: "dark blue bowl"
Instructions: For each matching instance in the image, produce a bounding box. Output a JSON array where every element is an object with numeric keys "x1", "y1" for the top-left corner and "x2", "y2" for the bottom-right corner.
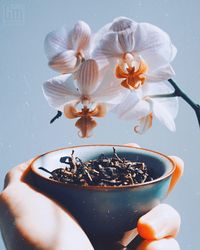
[{"x1": 30, "y1": 144, "x2": 175, "y2": 249}]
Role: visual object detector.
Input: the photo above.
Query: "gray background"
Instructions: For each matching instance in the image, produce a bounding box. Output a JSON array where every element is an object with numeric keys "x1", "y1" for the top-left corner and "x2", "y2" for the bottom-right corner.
[{"x1": 0, "y1": 0, "x2": 200, "y2": 249}]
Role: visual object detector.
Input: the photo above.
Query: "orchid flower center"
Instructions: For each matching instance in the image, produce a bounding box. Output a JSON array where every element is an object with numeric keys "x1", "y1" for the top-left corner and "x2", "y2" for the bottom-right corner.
[
  {"x1": 75, "y1": 51, "x2": 85, "y2": 70},
  {"x1": 81, "y1": 96, "x2": 90, "y2": 107},
  {"x1": 76, "y1": 51, "x2": 84, "y2": 61},
  {"x1": 116, "y1": 53, "x2": 148, "y2": 90}
]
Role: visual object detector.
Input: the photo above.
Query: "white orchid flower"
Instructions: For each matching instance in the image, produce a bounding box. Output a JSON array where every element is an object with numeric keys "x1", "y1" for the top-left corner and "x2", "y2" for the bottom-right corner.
[
  {"x1": 113, "y1": 81, "x2": 179, "y2": 134},
  {"x1": 44, "y1": 21, "x2": 91, "y2": 74},
  {"x1": 93, "y1": 17, "x2": 177, "y2": 90},
  {"x1": 43, "y1": 17, "x2": 182, "y2": 137},
  {"x1": 43, "y1": 59, "x2": 128, "y2": 137}
]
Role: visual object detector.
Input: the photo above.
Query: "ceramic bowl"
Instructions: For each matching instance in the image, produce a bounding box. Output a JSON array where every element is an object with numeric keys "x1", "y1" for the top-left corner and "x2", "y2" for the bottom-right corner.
[{"x1": 30, "y1": 144, "x2": 175, "y2": 248}]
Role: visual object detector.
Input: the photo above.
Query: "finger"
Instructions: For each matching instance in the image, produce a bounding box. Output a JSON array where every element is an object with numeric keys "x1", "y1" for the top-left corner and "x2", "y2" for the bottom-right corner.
[
  {"x1": 137, "y1": 204, "x2": 181, "y2": 240},
  {"x1": 167, "y1": 156, "x2": 184, "y2": 194},
  {"x1": 123, "y1": 143, "x2": 141, "y2": 148},
  {"x1": 118, "y1": 228, "x2": 138, "y2": 247},
  {"x1": 4, "y1": 158, "x2": 35, "y2": 188},
  {"x1": 137, "y1": 237, "x2": 180, "y2": 250}
]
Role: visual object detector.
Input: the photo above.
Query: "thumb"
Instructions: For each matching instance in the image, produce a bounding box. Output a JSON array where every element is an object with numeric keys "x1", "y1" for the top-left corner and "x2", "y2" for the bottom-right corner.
[{"x1": 4, "y1": 158, "x2": 35, "y2": 189}]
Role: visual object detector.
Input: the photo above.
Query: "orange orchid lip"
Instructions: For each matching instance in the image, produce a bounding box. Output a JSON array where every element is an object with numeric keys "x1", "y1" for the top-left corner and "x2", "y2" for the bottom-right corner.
[
  {"x1": 75, "y1": 116, "x2": 97, "y2": 138},
  {"x1": 64, "y1": 103, "x2": 107, "y2": 138},
  {"x1": 116, "y1": 58, "x2": 148, "y2": 90}
]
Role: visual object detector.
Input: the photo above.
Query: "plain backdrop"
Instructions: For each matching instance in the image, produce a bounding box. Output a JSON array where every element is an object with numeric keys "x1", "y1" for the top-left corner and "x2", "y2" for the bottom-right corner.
[{"x1": 0, "y1": 0, "x2": 200, "y2": 249}]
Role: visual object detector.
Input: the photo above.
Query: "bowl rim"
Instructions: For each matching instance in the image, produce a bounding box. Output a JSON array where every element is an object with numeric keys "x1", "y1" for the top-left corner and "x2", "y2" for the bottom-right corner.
[{"x1": 30, "y1": 144, "x2": 176, "y2": 190}]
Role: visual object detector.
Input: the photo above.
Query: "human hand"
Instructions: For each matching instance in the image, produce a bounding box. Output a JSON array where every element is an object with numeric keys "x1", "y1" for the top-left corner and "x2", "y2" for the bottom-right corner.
[
  {"x1": 0, "y1": 160, "x2": 93, "y2": 250},
  {"x1": 0, "y1": 147, "x2": 183, "y2": 250},
  {"x1": 118, "y1": 143, "x2": 184, "y2": 250}
]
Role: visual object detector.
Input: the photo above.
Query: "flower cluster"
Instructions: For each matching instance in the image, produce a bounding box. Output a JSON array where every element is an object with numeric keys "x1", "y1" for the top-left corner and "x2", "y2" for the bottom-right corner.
[{"x1": 43, "y1": 17, "x2": 178, "y2": 138}]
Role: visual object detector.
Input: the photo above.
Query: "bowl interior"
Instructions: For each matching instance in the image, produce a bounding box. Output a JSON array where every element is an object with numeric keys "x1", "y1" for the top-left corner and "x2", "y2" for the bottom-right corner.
[{"x1": 32, "y1": 145, "x2": 174, "y2": 184}]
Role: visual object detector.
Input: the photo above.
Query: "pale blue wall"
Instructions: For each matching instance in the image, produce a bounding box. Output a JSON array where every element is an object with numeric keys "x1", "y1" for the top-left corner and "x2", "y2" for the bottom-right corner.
[{"x1": 0, "y1": 0, "x2": 200, "y2": 249}]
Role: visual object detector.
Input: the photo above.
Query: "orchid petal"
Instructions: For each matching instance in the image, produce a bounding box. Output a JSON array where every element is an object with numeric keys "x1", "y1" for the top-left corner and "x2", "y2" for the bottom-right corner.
[
  {"x1": 67, "y1": 21, "x2": 91, "y2": 52},
  {"x1": 109, "y1": 17, "x2": 137, "y2": 53},
  {"x1": 92, "y1": 21, "x2": 118, "y2": 63},
  {"x1": 49, "y1": 50, "x2": 77, "y2": 74},
  {"x1": 75, "y1": 59, "x2": 99, "y2": 95},
  {"x1": 44, "y1": 21, "x2": 90, "y2": 61},
  {"x1": 117, "y1": 29, "x2": 135, "y2": 54},
  {"x1": 153, "y1": 96, "x2": 179, "y2": 119},
  {"x1": 93, "y1": 84, "x2": 128, "y2": 105},
  {"x1": 91, "y1": 22, "x2": 112, "y2": 50},
  {"x1": 141, "y1": 81, "x2": 179, "y2": 120},
  {"x1": 134, "y1": 113, "x2": 153, "y2": 134},
  {"x1": 92, "y1": 17, "x2": 135, "y2": 59},
  {"x1": 141, "y1": 81, "x2": 175, "y2": 97},
  {"x1": 92, "y1": 69, "x2": 129, "y2": 105},
  {"x1": 92, "y1": 32, "x2": 122, "y2": 60},
  {"x1": 90, "y1": 81, "x2": 123, "y2": 112},
  {"x1": 149, "y1": 98, "x2": 177, "y2": 131},
  {"x1": 120, "y1": 99, "x2": 151, "y2": 120},
  {"x1": 43, "y1": 74, "x2": 80, "y2": 111},
  {"x1": 146, "y1": 65, "x2": 175, "y2": 82},
  {"x1": 44, "y1": 27, "x2": 68, "y2": 60},
  {"x1": 134, "y1": 23, "x2": 177, "y2": 70},
  {"x1": 113, "y1": 92, "x2": 151, "y2": 120},
  {"x1": 110, "y1": 16, "x2": 137, "y2": 32}
]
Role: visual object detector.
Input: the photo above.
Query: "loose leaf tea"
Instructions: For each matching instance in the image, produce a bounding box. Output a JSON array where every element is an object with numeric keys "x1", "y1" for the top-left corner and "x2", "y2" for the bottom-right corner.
[{"x1": 39, "y1": 148, "x2": 154, "y2": 187}]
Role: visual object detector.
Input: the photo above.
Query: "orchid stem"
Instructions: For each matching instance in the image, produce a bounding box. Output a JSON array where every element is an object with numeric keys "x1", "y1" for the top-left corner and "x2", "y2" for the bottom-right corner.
[
  {"x1": 50, "y1": 111, "x2": 62, "y2": 124},
  {"x1": 168, "y1": 79, "x2": 200, "y2": 127},
  {"x1": 149, "y1": 92, "x2": 176, "y2": 99},
  {"x1": 149, "y1": 79, "x2": 200, "y2": 128}
]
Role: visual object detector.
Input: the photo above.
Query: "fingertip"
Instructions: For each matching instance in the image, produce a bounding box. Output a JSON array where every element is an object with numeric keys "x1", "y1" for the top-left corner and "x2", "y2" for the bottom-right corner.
[
  {"x1": 169, "y1": 156, "x2": 184, "y2": 173},
  {"x1": 168, "y1": 156, "x2": 184, "y2": 194},
  {"x1": 137, "y1": 204, "x2": 181, "y2": 241}
]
